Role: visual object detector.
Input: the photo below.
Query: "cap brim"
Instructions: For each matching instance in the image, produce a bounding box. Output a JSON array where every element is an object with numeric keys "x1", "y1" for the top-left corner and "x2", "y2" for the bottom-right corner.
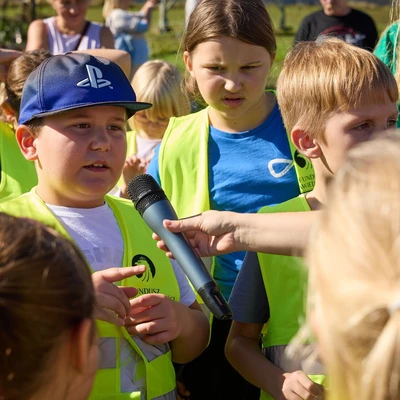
[{"x1": 21, "y1": 101, "x2": 152, "y2": 124}]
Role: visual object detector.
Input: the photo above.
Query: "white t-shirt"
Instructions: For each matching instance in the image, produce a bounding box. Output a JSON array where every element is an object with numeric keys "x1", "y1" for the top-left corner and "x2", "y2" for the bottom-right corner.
[{"x1": 47, "y1": 202, "x2": 195, "y2": 395}]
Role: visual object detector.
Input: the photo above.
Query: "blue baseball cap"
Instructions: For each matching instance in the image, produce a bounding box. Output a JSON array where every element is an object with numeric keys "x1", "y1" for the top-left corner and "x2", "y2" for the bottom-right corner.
[{"x1": 18, "y1": 52, "x2": 152, "y2": 125}]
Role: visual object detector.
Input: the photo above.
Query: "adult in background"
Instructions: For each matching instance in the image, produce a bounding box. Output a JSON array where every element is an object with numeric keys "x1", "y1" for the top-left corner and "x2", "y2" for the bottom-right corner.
[
  {"x1": 26, "y1": 0, "x2": 114, "y2": 54},
  {"x1": 103, "y1": 0, "x2": 157, "y2": 79},
  {"x1": 294, "y1": 0, "x2": 378, "y2": 51}
]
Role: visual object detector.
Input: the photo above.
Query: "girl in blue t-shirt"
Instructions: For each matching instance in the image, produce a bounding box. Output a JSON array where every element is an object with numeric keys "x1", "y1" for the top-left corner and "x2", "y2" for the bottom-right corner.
[{"x1": 146, "y1": 0, "x2": 308, "y2": 398}]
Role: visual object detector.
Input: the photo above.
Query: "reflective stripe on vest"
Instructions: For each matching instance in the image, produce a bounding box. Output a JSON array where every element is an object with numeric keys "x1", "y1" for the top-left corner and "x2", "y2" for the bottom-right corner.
[
  {"x1": 0, "y1": 190, "x2": 179, "y2": 399},
  {"x1": 0, "y1": 121, "x2": 37, "y2": 203}
]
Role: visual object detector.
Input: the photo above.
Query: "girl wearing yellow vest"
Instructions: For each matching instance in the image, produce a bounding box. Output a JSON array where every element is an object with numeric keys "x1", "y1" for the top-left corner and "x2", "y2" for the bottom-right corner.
[
  {"x1": 0, "y1": 213, "x2": 98, "y2": 400},
  {"x1": 146, "y1": 1, "x2": 314, "y2": 398}
]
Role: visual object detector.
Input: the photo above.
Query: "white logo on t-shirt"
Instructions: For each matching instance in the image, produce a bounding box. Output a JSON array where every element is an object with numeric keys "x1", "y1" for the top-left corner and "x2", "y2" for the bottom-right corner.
[{"x1": 77, "y1": 65, "x2": 113, "y2": 89}]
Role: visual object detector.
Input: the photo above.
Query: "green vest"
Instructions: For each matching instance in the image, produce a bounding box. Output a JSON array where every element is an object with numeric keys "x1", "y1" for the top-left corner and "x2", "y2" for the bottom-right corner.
[
  {"x1": 158, "y1": 104, "x2": 315, "y2": 312},
  {"x1": 0, "y1": 121, "x2": 37, "y2": 203},
  {"x1": 257, "y1": 196, "x2": 325, "y2": 400},
  {"x1": 0, "y1": 189, "x2": 178, "y2": 400}
]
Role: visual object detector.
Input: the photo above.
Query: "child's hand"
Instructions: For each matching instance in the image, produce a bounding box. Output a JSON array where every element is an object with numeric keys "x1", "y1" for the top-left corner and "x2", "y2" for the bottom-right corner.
[
  {"x1": 280, "y1": 371, "x2": 324, "y2": 400},
  {"x1": 120, "y1": 155, "x2": 148, "y2": 198},
  {"x1": 124, "y1": 293, "x2": 186, "y2": 344},
  {"x1": 92, "y1": 266, "x2": 146, "y2": 326}
]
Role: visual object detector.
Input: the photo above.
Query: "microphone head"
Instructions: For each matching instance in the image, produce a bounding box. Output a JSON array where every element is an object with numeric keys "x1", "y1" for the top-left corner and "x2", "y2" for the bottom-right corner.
[{"x1": 127, "y1": 174, "x2": 168, "y2": 215}]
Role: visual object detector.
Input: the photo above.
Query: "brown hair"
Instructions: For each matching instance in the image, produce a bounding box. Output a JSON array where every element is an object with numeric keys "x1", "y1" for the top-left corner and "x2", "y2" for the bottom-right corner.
[
  {"x1": 0, "y1": 213, "x2": 94, "y2": 400},
  {"x1": 5, "y1": 49, "x2": 52, "y2": 116},
  {"x1": 277, "y1": 37, "x2": 398, "y2": 141},
  {"x1": 183, "y1": 0, "x2": 276, "y2": 100}
]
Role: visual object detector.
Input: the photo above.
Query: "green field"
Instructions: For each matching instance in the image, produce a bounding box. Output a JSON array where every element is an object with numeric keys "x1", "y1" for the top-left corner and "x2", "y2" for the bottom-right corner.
[{"x1": 1, "y1": 1, "x2": 394, "y2": 87}]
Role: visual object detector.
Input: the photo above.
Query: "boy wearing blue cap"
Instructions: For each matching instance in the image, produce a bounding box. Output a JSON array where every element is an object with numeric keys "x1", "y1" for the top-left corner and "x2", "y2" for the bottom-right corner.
[{"x1": 0, "y1": 52, "x2": 209, "y2": 400}]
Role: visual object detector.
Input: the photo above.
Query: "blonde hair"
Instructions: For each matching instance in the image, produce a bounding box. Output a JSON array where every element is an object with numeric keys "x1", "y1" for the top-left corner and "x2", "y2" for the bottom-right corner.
[
  {"x1": 277, "y1": 37, "x2": 398, "y2": 140},
  {"x1": 129, "y1": 60, "x2": 190, "y2": 130},
  {"x1": 102, "y1": 0, "x2": 123, "y2": 21},
  {"x1": 306, "y1": 134, "x2": 400, "y2": 400}
]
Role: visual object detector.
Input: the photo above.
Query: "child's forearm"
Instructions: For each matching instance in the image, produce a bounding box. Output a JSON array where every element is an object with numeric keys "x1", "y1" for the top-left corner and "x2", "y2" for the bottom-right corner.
[
  {"x1": 225, "y1": 332, "x2": 286, "y2": 396},
  {"x1": 170, "y1": 302, "x2": 210, "y2": 363},
  {"x1": 237, "y1": 211, "x2": 320, "y2": 255}
]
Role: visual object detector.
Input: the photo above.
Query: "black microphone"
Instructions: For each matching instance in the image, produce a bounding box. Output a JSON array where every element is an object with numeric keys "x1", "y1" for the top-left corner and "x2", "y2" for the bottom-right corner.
[{"x1": 127, "y1": 174, "x2": 232, "y2": 320}]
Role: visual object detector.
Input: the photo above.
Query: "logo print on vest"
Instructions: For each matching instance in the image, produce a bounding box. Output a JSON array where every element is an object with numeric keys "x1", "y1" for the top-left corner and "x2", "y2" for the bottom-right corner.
[
  {"x1": 77, "y1": 65, "x2": 113, "y2": 89},
  {"x1": 132, "y1": 254, "x2": 156, "y2": 282}
]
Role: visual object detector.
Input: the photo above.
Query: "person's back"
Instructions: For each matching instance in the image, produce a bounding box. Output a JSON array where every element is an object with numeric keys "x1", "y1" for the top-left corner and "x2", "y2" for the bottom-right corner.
[
  {"x1": 0, "y1": 213, "x2": 97, "y2": 400},
  {"x1": 304, "y1": 134, "x2": 400, "y2": 400},
  {"x1": 26, "y1": 0, "x2": 114, "y2": 54},
  {"x1": 294, "y1": 0, "x2": 378, "y2": 51},
  {"x1": 226, "y1": 37, "x2": 399, "y2": 400},
  {"x1": 0, "y1": 52, "x2": 209, "y2": 400}
]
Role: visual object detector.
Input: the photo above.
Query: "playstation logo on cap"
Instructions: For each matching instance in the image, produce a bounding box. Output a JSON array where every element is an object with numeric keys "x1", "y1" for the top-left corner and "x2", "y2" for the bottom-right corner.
[{"x1": 77, "y1": 65, "x2": 113, "y2": 89}]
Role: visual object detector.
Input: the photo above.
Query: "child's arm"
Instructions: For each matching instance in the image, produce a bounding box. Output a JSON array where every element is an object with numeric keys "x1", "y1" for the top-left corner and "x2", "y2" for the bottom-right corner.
[
  {"x1": 124, "y1": 296, "x2": 209, "y2": 363},
  {"x1": 226, "y1": 322, "x2": 324, "y2": 400},
  {"x1": 154, "y1": 210, "x2": 321, "y2": 257},
  {"x1": 25, "y1": 20, "x2": 49, "y2": 51},
  {"x1": 92, "y1": 265, "x2": 146, "y2": 326}
]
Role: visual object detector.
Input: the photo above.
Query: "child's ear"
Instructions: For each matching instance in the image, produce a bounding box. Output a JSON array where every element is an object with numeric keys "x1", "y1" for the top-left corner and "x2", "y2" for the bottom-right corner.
[
  {"x1": 183, "y1": 51, "x2": 195, "y2": 78},
  {"x1": 291, "y1": 127, "x2": 322, "y2": 159},
  {"x1": 15, "y1": 125, "x2": 38, "y2": 161},
  {"x1": 68, "y1": 319, "x2": 95, "y2": 374}
]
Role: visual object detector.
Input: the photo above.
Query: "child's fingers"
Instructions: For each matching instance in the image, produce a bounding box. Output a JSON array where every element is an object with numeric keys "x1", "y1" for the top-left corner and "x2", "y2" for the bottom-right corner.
[{"x1": 118, "y1": 286, "x2": 139, "y2": 299}]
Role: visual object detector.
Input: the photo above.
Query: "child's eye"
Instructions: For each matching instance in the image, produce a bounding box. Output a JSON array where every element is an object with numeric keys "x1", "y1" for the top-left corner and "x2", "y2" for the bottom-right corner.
[
  {"x1": 241, "y1": 65, "x2": 257, "y2": 70},
  {"x1": 75, "y1": 123, "x2": 90, "y2": 129},
  {"x1": 353, "y1": 122, "x2": 370, "y2": 131},
  {"x1": 207, "y1": 66, "x2": 224, "y2": 71},
  {"x1": 108, "y1": 124, "x2": 125, "y2": 133},
  {"x1": 387, "y1": 119, "x2": 398, "y2": 128}
]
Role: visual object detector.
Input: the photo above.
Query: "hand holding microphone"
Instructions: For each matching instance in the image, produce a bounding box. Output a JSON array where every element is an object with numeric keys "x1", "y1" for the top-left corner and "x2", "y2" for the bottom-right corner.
[{"x1": 127, "y1": 174, "x2": 232, "y2": 320}]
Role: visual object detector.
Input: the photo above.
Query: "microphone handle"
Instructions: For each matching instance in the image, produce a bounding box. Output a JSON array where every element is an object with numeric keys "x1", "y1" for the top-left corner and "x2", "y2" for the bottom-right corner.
[{"x1": 142, "y1": 200, "x2": 232, "y2": 320}]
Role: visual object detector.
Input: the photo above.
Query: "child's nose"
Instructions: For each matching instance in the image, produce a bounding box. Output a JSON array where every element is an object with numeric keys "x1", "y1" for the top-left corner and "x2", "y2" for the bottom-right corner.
[
  {"x1": 91, "y1": 129, "x2": 111, "y2": 151},
  {"x1": 224, "y1": 74, "x2": 242, "y2": 92}
]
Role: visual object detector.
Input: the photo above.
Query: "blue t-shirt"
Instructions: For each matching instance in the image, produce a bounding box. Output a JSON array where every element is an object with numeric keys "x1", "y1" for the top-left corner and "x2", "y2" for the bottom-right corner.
[{"x1": 147, "y1": 104, "x2": 300, "y2": 299}]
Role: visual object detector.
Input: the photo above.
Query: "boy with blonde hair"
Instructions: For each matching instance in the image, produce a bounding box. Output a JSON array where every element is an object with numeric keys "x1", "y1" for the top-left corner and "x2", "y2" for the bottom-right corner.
[
  {"x1": 0, "y1": 52, "x2": 209, "y2": 400},
  {"x1": 225, "y1": 36, "x2": 399, "y2": 400}
]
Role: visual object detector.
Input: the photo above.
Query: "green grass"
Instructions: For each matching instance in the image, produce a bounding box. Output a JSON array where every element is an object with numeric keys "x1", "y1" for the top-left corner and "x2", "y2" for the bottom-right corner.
[{"x1": 1, "y1": 1, "x2": 393, "y2": 87}]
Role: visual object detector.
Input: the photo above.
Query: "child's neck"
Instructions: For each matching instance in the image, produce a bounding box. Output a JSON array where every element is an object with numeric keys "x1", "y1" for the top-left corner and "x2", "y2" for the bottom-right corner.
[
  {"x1": 55, "y1": 16, "x2": 86, "y2": 35},
  {"x1": 208, "y1": 92, "x2": 276, "y2": 133},
  {"x1": 137, "y1": 129, "x2": 162, "y2": 141},
  {"x1": 304, "y1": 163, "x2": 331, "y2": 211}
]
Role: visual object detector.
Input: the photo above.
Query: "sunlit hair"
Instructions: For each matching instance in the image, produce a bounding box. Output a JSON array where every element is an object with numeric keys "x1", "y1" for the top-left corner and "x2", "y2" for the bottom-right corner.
[
  {"x1": 0, "y1": 213, "x2": 95, "y2": 399},
  {"x1": 3, "y1": 49, "x2": 52, "y2": 116},
  {"x1": 306, "y1": 134, "x2": 400, "y2": 400},
  {"x1": 183, "y1": 0, "x2": 276, "y2": 101},
  {"x1": 129, "y1": 60, "x2": 190, "y2": 130},
  {"x1": 277, "y1": 37, "x2": 398, "y2": 140},
  {"x1": 102, "y1": 0, "x2": 123, "y2": 20}
]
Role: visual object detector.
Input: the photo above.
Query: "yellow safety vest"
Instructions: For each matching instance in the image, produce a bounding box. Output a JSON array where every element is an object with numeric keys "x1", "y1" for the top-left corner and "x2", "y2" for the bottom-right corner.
[
  {"x1": 0, "y1": 189, "x2": 178, "y2": 400},
  {"x1": 257, "y1": 196, "x2": 325, "y2": 400},
  {"x1": 0, "y1": 121, "x2": 37, "y2": 203},
  {"x1": 158, "y1": 104, "x2": 315, "y2": 312}
]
